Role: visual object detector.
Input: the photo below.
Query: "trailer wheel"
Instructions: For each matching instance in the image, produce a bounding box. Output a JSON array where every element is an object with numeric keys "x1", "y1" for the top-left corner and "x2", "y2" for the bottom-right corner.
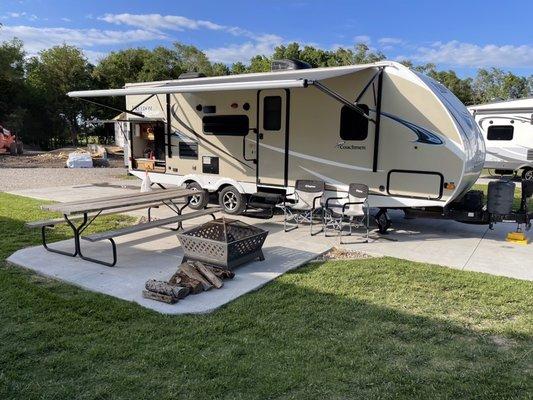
[
  {"x1": 16, "y1": 142, "x2": 23, "y2": 155},
  {"x1": 186, "y1": 182, "x2": 209, "y2": 210},
  {"x1": 219, "y1": 186, "x2": 246, "y2": 215},
  {"x1": 522, "y1": 168, "x2": 533, "y2": 181},
  {"x1": 375, "y1": 209, "x2": 391, "y2": 234},
  {"x1": 8, "y1": 142, "x2": 17, "y2": 155}
]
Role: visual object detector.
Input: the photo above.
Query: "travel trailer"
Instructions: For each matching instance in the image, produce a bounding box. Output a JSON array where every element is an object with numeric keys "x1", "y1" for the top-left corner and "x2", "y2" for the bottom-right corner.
[
  {"x1": 469, "y1": 97, "x2": 533, "y2": 181},
  {"x1": 68, "y1": 60, "x2": 489, "y2": 230}
]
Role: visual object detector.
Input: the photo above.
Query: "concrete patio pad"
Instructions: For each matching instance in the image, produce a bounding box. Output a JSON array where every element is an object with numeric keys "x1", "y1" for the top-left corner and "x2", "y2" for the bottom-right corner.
[
  {"x1": 7, "y1": 216, "x2": 331, "y2": 314},
  {"x1": 6, "y1": 180, "x2": 533, "y2": 315}
]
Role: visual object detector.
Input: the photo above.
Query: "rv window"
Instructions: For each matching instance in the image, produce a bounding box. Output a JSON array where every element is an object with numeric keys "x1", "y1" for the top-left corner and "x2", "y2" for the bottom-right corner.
[
  {"x1": 340, "y1": 104, "x2": 369, "y2": 140},
  {"x1": 179, "y1": 142, "x2": 198, "y2": 159},
  {"x1": 487, "y1": 125, "x2": 513, "y2": 141},
  {"x1": 203, "y1": 115, "x2": 249, "y2": 136},
  {"x1": 263, "y1": 96, "x2": 282, "y2": 131}
]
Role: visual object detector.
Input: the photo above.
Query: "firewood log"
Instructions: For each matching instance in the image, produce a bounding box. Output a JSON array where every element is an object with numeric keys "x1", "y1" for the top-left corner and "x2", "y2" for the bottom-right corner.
[
  {"x1": 194, "y1": 262, "x2": 224, "y2": 288},
  {"x1": 142, "y1": 290, "x2": 177, "y2": 304},
  {"x1": 210, "y1": 266, "x2": 235, "y2": 280},
  {"x1": 145, "y1": 279, "x2": 189, "y2": 299},
  {"x1": 179, "y1": 262, "x2": 213, "y2": 291},
  {"x1": 168, "y1": 270, "x2": 182, "y2": 286},
  {"x1": 178, "y1": 273, "x2": 204, "y2": 294}
]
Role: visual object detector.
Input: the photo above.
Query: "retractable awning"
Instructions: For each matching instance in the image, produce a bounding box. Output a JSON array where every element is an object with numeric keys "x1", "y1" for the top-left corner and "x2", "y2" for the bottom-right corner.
[
  {"x1": 68, "y1": 62, "x2": 393, "y2": 98},
  {"x1": 68, "y1": 79, "x2": 309, "y2": 98}
]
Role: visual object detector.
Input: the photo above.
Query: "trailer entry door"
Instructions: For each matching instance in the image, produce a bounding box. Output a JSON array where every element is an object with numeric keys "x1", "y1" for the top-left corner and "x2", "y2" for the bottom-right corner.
[{"x1": 257, "y1": 89, "x2": 288, "y2": 186}]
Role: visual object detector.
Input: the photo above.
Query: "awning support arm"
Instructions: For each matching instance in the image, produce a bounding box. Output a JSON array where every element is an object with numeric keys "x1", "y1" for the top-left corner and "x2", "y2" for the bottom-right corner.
[
  {"x1": 372, "y1": 68, "x2": 385, "y2": 172},
  {"x1": 355, "y1": 68, "x2": 382, "y2": 104},
  {"x1": 308, "y1": 80, "x2": 376, "y2": 123},
  {"x1": 75, "y1": 97, "x2": 145, "y2": 118}
]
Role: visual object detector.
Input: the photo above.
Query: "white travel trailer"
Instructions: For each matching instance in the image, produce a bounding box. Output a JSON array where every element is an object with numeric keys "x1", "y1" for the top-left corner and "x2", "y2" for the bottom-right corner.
[
  {"x1": 68, "y1": 60, "x2": 486, "y2": 228},
  {"x1": 469, "y1": 97, "x2": 533, "y2": 181}
]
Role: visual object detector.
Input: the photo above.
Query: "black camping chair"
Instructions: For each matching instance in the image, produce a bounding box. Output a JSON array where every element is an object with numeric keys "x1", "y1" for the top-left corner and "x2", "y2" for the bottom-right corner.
[
  {"x1": 323, "y1": 183, "x2": 370, "y2": 243},
  {"x1": 280, "y1": 179, "x2": 325, "y2": 235}
]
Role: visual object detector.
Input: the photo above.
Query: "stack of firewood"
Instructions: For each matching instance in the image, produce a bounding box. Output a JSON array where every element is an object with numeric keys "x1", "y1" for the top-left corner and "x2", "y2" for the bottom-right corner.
[{"x1": 142, "y1": 261, "x2": 235, "y2": 304}]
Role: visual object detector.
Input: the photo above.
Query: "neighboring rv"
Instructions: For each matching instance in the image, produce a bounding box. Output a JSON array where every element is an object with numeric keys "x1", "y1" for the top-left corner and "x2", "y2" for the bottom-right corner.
[
  {"x1": 68, "y1": 61, "x2": 485, "y2": 219},
  {"x1": 469, "y1": 97, "x2": 533, "y2": 180}
]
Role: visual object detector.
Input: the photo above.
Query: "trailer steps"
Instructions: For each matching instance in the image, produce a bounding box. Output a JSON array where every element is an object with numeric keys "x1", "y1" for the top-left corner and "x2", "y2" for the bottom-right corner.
[{"x1": 244, "y1": 192, "x2": 284, "y2": 219}]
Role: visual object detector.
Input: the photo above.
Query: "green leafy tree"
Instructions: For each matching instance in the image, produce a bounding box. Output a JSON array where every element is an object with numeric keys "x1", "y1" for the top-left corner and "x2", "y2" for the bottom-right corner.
[
  {"x1": 0, "y1": 38, "x2": 26, "y2": 127},
  {"x1": 27, "y1": 45, "x2": 93, "y2": 145},
  {"x1": 247, "y1": 55, "x2": 271, "y2": 73},
  {"x1": 138, "y1": 46, "x2": 184, "y2": 82},
  {"x1": 93, "y1": 48, "x2": 151, "y2": 88},
  {"x1": 473, "y1": 68, "x2": 530, "y2": 103},
  {"x1": 174, "y1": 43, "x2": 214, "y2": 76},
  {"x1": 230, "y1": 62, "x2": 247, "y2": 75}
]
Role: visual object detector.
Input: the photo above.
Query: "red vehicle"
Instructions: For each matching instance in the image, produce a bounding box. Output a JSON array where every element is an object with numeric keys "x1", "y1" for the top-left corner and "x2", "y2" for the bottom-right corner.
[{"x1": 0, "y1": 125, "x2": 23, "y2": 155}]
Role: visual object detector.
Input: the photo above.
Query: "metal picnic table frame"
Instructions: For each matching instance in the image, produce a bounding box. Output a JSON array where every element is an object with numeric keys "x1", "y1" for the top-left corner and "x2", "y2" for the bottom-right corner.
[{"x1": 40, "y1": 188, "x2": 198, "y2": 266}]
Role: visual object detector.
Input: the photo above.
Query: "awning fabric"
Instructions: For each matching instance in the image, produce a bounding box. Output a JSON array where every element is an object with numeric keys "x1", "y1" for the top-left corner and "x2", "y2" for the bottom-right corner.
[{"x1": 68, "y1": 62, "x2": 391, "y2": 98}]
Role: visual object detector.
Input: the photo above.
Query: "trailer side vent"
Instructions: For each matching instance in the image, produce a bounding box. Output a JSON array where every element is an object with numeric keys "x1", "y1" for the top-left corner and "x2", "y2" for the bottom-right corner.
[
  {"x1": 178, "y1": 72, "x2": 206, "y2": 79},
  {"x1": 271, "y1": 59, "x2": 312, "y2": 72},
  {"x1": 179, "y1": 141, "x2": 198, "y2": 159}
]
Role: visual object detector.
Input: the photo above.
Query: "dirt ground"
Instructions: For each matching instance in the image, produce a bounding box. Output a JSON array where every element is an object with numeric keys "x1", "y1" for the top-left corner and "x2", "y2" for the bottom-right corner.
[{"x1": 0, "y1": 146, "x2": 126, "y2": 169}]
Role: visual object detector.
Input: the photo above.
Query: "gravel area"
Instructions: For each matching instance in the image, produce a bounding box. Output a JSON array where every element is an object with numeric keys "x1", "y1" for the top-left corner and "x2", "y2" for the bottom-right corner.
[{"x1": 0, "y1": 168, "x2": 129, "y2": 192}]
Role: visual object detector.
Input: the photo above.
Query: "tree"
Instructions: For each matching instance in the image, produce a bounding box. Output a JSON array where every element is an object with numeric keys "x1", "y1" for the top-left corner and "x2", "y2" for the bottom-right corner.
[
  {"x1": 473, "y1": 68, "x2": 529, "y2": 103},
  {"x1": 231, "y1": 62, "x2": 247, "y2": 75},
  {"x1": 93, "y1": 48, "x2": 151, "y2": 89},
  {"x1": 26, "y1": 45, "x2": 93, "y2": 145},
  {"x1": 247, "y1": 55, "x2": 271, "y2": 73},
  {"x1": 138, "y1": 46, "x2": 184, "y2": 82},
  {"x1": 174, "y1": 43, "x2": 214, "y2": 76},
  {"x1": 0, "y1": 38, "x2": 26, "y2": 127}
]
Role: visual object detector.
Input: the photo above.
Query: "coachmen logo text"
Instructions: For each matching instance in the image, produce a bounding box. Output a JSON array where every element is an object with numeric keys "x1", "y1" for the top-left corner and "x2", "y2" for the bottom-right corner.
[{"x1": 336, "y1": 141, "x2": 366, "y2": 150}]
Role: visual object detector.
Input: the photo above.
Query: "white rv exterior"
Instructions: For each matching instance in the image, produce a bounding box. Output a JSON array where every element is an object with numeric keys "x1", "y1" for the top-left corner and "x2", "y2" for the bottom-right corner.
[
  {"x1": 469, "y1": 97, "x2": 533, "y2": 180},
  {"x1": 69, "y1": 61, "x2": 485, "y2": 213}
]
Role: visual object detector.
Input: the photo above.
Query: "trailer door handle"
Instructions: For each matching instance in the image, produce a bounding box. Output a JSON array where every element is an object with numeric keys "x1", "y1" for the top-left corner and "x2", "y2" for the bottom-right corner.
[{"x1": 258, "y1": 133, "x2": 264, "y2": 140}]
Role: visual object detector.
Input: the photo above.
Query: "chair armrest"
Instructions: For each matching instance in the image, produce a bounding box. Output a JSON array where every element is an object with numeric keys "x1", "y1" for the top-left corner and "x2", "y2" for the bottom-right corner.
[
  {"x1": 341, "y1": 200, "x2": 366, "y2": 213},
  {"x1": 312, "y1": 194, "x2": 324, "y2": 210},
  {"x1": 324, "y1": 196, "x2": 348, "y2": 209}
]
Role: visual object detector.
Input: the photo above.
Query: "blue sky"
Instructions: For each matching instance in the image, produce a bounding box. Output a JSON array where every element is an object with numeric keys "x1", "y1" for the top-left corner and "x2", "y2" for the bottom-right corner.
[{"x1": 0, "y1": 0, "x2": 532, "y2": 77}]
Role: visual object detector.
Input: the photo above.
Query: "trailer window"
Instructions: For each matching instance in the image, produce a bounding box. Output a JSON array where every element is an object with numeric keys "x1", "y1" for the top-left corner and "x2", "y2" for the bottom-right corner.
[
  {"x1": 179, "y1": 142, "x2": 198, "y2": 159},
  {"x1": 487, "y1": 125, "x2": 513, "y2": 141},
  {"x1": 203, "y1": 115, "x2": 249, "y2": 136},
  {"x1": 340, "y1": 104, "x2": 369, "y2": 140},
  {"x1": 263, "y1": 96, "x2": 282, "y2": 131}
]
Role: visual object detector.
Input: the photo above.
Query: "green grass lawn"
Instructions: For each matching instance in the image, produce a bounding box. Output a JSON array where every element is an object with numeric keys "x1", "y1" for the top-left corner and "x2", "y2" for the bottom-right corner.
[{"x1": 0, "y1": 192, "x2": 532, "y2": 400}]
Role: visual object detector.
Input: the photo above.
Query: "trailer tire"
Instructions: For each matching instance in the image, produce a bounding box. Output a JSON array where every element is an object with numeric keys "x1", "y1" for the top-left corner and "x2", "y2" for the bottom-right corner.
[
  {"x1": 186, "y1": 182, "x2": 209, "y2": 210},
  {"x1": 8, "y1": 142, "x2": 17, "y2": 155},
  {"x1": 16, "y1": 142, "x2": 23, "y2": 155},
  {"x1": 375, "y1": 209, "x2": 391, "y2": 234},
  {"x1": 522, "y1": 168, "x2": 533, "y2": 181},
  {"x1": 218, "y1": 186, "x2": 246, "y2": 215}
]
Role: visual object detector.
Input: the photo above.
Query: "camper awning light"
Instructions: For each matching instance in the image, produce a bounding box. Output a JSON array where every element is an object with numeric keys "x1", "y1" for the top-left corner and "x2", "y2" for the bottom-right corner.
[{"x1": 68, "y1": 79, "x2": 308, "y2": 98}]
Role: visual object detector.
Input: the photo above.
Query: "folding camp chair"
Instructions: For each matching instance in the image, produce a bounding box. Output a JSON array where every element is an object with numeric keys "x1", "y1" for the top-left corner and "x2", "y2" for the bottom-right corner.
[
  {"x1": 280, "y1": 180, "x2": 325, "y2": 235},
  {"x1": 323, "y1": 183, "x2": 369, "y2": 243}
]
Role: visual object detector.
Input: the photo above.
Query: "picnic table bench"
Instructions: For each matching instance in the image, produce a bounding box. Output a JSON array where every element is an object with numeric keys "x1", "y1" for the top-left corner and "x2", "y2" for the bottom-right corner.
[{"x1": 26, "y1": 188, "x2": 221, "y2": 267}]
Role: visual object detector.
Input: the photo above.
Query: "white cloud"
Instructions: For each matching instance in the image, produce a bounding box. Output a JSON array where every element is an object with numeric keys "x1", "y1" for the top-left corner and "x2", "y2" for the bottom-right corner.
[
  {"x1": 98, "y1": 13, "x2": 245, "y2": 36},
  {"x1": 409, "y1": 40, "x2": 533, "y2": 68},
  {"x1": 98, "y1": 13, "x2": 283, "y2": 64},
  {"x1": 205, "y1": 34, "x2": 283, "y2": 64},
  {"x1": 354, "y1": 35, "x2": 371, "y2": 44},
  {"x1": 378, "y1": 37, "x2": 403, "y2": 45},
  {"x1": 61, "y1": 17, "x2": 72, "y2": 22},
  {"x1": 0, "y1": 25, "x2": 166, "y2": 56}
]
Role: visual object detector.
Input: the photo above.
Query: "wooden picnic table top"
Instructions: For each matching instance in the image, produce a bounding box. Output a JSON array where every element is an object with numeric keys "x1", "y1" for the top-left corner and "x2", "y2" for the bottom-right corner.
[{"x1": 42, "y1": 188, "x2": 197, "y2": 216}]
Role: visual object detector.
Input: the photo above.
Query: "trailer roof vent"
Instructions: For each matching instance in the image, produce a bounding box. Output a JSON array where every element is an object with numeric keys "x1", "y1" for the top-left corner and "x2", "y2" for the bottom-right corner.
[
  {"x1": 271, "y1": 59, "x2": 312, "y2": 72},
  {"x1": 178, "y1": 72, "x2": 207, "y2": 80}
]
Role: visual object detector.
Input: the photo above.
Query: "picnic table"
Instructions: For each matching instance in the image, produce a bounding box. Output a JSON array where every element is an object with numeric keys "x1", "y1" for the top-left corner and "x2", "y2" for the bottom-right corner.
[{"x1": 27, "y1": 188, "x2": 221, "y2": 266}]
